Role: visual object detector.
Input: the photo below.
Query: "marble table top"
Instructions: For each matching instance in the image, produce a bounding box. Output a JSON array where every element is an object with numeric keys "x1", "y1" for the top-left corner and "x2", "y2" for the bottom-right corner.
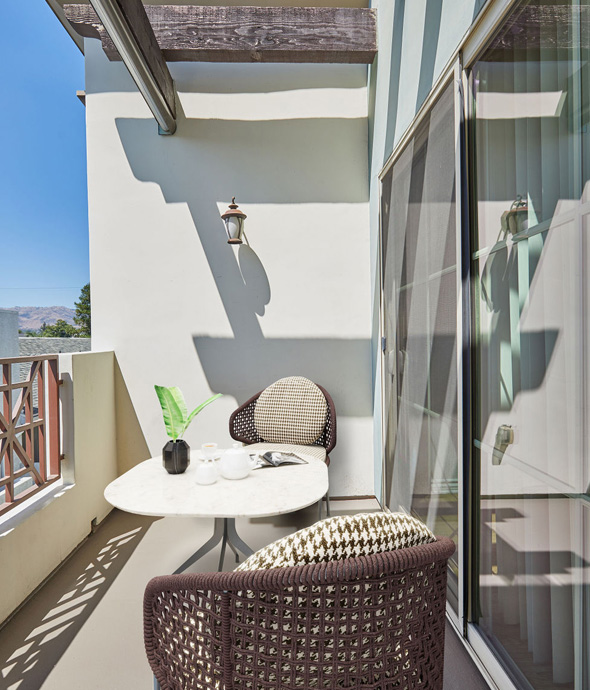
[{"x1": 104, "y1": 451, "x2": 329, "y2": 519}]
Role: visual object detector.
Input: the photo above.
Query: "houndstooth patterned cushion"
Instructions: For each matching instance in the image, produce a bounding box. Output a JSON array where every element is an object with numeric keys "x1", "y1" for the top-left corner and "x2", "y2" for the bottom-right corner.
[
  {"x1": 253, "y1": 377, "x2": 328, "y2": 445},
  {"x1": 235, "y1": 512, "x2": 435, "y2": 571}
]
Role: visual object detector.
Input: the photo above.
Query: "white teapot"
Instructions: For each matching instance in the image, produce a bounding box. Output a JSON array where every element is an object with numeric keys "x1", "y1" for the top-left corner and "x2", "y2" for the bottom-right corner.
[{"x1": 219, "y1": 443, "x2": 256, "y2": 480}]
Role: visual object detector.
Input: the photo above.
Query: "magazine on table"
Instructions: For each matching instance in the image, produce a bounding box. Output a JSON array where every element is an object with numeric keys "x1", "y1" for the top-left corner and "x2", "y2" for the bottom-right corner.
[{"x1": 250, "y1": 451, "x2": 308, "y2": 469}]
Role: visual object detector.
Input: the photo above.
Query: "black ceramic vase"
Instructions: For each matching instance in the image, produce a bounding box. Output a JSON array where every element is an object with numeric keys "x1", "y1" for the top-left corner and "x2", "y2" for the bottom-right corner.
[{"x1": 162, "y1": 439, "x2": 190, "y2": 474}]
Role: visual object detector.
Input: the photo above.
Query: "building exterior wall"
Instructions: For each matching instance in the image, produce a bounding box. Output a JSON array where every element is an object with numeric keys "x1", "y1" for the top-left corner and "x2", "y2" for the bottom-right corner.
[
  {"x1": 84, "y1": 40, "x2": 374, "y2": 496},
  {"x1": 0, "y1": 309, "x2": 19, "y2": 359}
]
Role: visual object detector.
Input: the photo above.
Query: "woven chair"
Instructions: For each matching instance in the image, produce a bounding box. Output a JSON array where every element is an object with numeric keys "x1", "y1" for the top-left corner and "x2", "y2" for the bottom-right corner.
[
  {"x1": 229, "y1": 377, "x2": 336, "y2": 518},
  {"x1": 144, "y1": 537, "x2": 455, "y2": 690}
]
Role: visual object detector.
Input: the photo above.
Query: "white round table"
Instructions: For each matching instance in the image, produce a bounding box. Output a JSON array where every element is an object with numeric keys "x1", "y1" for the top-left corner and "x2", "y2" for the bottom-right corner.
[{"x1": 104, "y1": 451, "x2": 328, "y2": 571}]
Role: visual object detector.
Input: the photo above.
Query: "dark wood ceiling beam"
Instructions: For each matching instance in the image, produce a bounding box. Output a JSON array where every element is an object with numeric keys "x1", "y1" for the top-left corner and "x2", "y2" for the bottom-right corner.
[{"x1": 63, "y1": 5, "x2": 377, "y2": 64}]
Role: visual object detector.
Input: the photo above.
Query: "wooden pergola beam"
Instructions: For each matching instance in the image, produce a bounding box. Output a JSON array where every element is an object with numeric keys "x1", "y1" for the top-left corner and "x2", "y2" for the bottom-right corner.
[{"x1": 63, "y1": 5, "x2": 377, "y2": 64}]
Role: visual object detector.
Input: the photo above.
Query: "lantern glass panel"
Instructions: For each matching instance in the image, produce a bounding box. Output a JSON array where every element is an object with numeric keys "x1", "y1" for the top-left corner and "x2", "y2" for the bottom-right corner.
[{"x1": 225, "y1": 217, "x2": 242, "y2": 241}]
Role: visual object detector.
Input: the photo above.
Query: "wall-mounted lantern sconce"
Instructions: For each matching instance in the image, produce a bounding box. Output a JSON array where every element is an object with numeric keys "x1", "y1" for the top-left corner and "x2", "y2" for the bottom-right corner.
[{"x1": 221, "y1": 197, "x2": 247, "y2": 245}]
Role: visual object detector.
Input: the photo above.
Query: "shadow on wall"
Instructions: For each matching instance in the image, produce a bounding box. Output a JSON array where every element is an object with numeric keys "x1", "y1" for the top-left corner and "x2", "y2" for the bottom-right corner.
[
  {"x1": 383, "y1": 0, "x2": 444, "y2": 160},
  {"x1": 415, "y1": 0, "x2": 444, "y2": 113},
  {"x1": 114, "y1": 356, "x2": 151, "y2": 474},
  {"x1": 87, "y1": 48, "x2": 368, "y2": 95},
  {"x1": 236, "y1": 244, "x2": 271, "y2": 316},
  {"x1": 171, "y1": 61, "x2": 368, "y2": 94},
  {"x1": 115, "y1": 114, "x2": 372, "y2": 418},
  {"x1": 116, "y1": 117, "x2": 368, "y2": 205},
  {"x1": 193, "y1": 336, "x2": 372, "y2": 416}
]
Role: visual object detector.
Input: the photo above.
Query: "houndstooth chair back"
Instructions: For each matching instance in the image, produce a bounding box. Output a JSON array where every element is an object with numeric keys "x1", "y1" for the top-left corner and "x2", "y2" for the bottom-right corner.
[{"x1": 229, "y1": 377, "x2": 336, "y2": 455}]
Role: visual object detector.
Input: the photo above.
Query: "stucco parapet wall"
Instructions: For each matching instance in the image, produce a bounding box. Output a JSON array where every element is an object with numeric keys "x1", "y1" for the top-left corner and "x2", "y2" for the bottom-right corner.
[{"x1": 0, "y1": 350, "x2": 117, "y2": 623}]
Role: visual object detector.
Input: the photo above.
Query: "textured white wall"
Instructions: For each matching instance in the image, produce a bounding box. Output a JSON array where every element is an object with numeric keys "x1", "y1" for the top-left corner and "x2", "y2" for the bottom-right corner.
[{"x1": 85, "y1": 40, "x2": 373, "y2": 496}]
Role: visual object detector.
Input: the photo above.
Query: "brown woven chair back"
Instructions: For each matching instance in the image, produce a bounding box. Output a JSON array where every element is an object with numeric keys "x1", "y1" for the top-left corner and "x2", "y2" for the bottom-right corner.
[
  {"x1": 144, "y1": 537, "x2": 455, "y2": 689},
  {"x1": 229, "y1": 381, "x2": 337, "y2": 455}
]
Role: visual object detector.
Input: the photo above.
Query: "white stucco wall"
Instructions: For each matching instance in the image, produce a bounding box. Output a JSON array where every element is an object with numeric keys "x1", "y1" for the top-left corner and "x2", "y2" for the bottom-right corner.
[{"x1": 84, "y1": 40, "x2": 373, "y2": 496}]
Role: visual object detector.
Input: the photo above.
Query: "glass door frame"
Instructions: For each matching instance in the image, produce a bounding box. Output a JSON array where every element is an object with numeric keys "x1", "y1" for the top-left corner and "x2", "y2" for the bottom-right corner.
[{"x1": 377, "y1": 58, "x2": 467, "y2": 635}]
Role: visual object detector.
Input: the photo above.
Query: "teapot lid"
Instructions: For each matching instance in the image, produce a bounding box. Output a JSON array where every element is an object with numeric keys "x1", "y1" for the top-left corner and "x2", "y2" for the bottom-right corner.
[{"x1": 225, "y1": 443, "x2": 247, "y2": 454}]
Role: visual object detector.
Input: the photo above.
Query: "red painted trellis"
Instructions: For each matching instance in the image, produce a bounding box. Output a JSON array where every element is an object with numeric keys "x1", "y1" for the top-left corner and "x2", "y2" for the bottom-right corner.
[{"x1": 0, "y1": 355, "x2": 60, "y2": 515}]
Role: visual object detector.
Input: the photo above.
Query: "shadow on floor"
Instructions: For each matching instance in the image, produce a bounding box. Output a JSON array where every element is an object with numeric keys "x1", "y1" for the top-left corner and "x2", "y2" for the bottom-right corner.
[{"x1": 0, "y1": 511, "x2": 158, "y2": 690}]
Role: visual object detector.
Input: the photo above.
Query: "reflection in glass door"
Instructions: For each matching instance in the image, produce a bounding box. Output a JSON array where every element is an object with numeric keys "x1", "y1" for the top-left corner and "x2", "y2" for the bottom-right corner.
[
  {"x1": 381, "y1": 81, "x2": 460, "y2": 612},
  {"x1": 470, "y1": 1, "x2": 590, "y2": 687}
]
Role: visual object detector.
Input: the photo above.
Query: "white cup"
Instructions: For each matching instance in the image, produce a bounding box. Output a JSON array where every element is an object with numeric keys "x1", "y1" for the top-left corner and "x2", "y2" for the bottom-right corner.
[{"x1": 201, "y1": 442, "x2": 218, "y2": 461}]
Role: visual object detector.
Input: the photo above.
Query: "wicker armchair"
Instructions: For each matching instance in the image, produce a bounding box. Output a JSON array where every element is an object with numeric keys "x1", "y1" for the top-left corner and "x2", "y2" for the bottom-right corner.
[
  {"x1": 144, "y1": 537, "x2": 455, "y2": 690},
  {"x1": 229, "y1": 377, "x2": 336, "y2": 517}
]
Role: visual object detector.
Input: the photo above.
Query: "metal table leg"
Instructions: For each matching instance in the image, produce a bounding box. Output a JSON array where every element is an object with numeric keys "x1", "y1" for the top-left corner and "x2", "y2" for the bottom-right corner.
[
  {"x1": 175, "y1": 518, "x2": 254, "y2": 574},
  {"x1": 226, "y1": 519, "x2": 254, "y2": 558},
  {"x1": 227, "y1": 540, "x2": 240, "y2": 562},
  {"x1": 218, "y1": 518, "x2": 254, "y2": 571},
  {"x1": 218, "y1": 522, "x2": 229, "y2": 572},
  {"x1": 174, "y1": 518, "x2": 225, "y2": 573}
]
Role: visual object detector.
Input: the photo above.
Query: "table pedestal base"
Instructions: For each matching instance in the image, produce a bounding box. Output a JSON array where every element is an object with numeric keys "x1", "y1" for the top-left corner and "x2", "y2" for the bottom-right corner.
[{"x1": 174, "y1": 518, "x2": 255, "y2": 573}]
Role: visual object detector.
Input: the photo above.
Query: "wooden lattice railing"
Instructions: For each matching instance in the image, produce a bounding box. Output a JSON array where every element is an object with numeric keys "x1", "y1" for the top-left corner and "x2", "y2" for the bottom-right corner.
[{"x1": 0, "y1": 355, "x2": 60, "y2": 515}]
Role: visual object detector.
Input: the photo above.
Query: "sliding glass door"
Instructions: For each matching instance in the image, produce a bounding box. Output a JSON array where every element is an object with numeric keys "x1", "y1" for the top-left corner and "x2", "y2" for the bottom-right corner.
[
  {"x1": 381, "y1": 81, "x2": 460, "y2": 613},
  {"x1": 381, "y1": 3, "x2": 590, "y2": 687},
  {"x1": 469, "y1": 1, "x2": 590, "y2": 687}
]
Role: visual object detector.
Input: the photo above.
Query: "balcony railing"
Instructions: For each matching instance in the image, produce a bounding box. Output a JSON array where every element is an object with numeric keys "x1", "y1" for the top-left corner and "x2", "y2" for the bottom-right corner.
[{"x1": 0, "y1": 355, "x2": 60, "y2": 515}]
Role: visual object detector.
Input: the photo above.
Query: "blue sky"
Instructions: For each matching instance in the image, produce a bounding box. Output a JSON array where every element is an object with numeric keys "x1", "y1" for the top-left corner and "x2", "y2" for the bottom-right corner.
[{"x1": 0, "y1": 2, "x2": 88, "y2": 310}]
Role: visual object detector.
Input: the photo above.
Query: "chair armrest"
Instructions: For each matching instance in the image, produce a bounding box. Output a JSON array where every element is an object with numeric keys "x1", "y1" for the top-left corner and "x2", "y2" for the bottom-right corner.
[
  {"x1": 228, "y1": 392, "x2": 262, "y2": 445},
  {"x1": 144, "y1": 572, "x2": 232, "y2": 690}
]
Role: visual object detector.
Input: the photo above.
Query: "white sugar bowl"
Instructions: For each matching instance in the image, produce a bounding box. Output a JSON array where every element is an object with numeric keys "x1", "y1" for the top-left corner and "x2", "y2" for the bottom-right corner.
[
  {"x1": 195, "y1": 459, "x2": 218, "y2": 485},
  {"x1": 219, "y1": 444, "x2": 255, "y2": 480}
]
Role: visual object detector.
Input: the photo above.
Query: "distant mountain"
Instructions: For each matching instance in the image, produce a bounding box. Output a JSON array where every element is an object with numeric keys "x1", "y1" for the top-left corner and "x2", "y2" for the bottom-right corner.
[{"x1": 16, "y1": 306, "x2": 76, "y2": 331}]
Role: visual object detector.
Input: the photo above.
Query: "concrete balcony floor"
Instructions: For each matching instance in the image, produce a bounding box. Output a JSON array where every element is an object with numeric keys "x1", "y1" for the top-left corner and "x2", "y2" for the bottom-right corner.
[{"x1": 0, "y1": 499, "x2": 490, "y2": 690}]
